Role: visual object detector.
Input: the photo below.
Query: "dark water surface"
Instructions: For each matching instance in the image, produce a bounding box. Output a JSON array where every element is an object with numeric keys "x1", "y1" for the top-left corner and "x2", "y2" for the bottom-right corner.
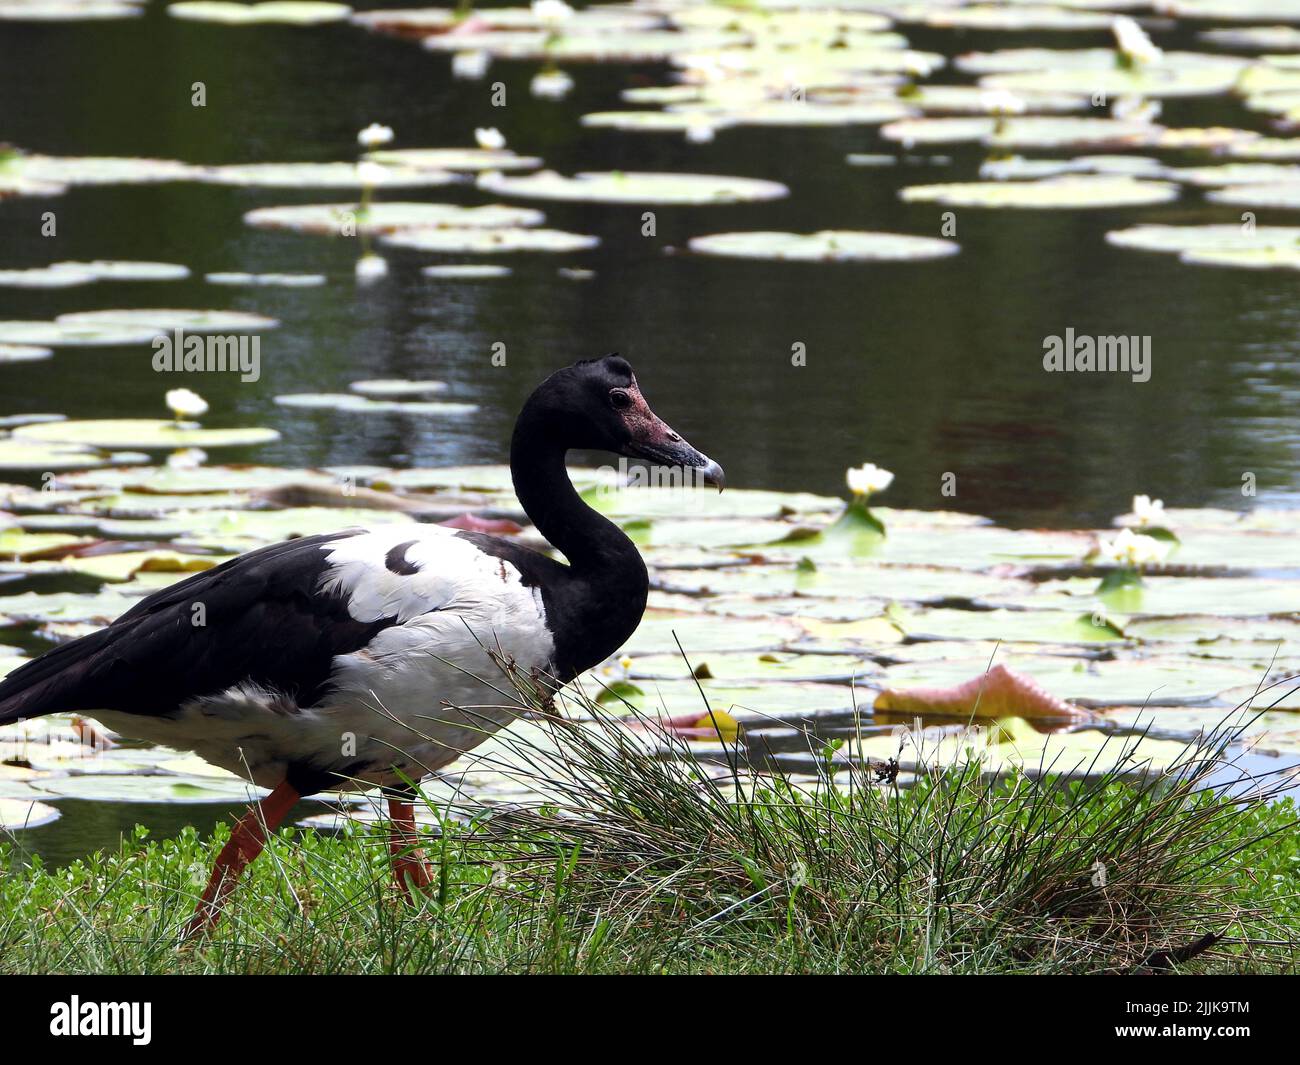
[
  {"x1": 3, "y1": 7, "x2": 1299, "y2": 865},
  {"x1": 2, "y1": 10, "x2": 1297, "y2": 528}
]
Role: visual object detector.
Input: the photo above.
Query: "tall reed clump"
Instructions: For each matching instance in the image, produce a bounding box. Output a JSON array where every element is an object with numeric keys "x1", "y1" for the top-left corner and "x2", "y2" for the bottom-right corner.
[{"x1": 426, "y1": 668, "x2": 1299, "y2": 974}]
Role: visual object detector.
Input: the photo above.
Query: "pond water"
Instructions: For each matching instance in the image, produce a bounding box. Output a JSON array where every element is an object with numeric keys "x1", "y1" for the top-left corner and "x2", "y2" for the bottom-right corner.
[
  {"x1": 3, "y1": 8, "x2": 1299, "y2": 529},
  {"x1": 5, "y1": 3, "x2": 1300, "y2": 866}
]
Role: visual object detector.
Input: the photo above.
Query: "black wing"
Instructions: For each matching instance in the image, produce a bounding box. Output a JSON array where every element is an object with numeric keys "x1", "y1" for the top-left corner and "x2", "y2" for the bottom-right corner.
[{"x1": 0, "y1": 530, "x2": 397, "y2": 725}]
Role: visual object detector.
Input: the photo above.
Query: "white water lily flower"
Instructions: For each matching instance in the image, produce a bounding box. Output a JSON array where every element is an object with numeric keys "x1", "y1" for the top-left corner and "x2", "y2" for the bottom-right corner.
[
  {"x1": 846, "y1": 462, "x2": 894, "y2": 498},
  {"x1": 531, "y1": 68, "x2": 575, "y2": 99},
  {"x1": 531, "y1": 0, "x2": 573, "y2": 26},
  {"x1": 167, "y1": 447, "x2": 208, "y2": 470},
  {"x1": 357, "y1": 123, "x2": 394, "y2": 148},
  {"x1": 452, "y1": 50, "x2": 491, "y2": 80},
  {"x1": 685, "y1": 118, "x2": 716, "y2": 144},
  {"x1": 355, "y1": 253, "x2": 388, "y2": 282},
  {"x1": 356, "y1": 160, "x2": 389, "y2": 188},
  {"x1": 1112, "y1": 16, "x2": 1162, "y2": 65},
  {"x1": 165, "y1": 388, "x2": 208, "y2": 420},
  {"x1": 1131, "y1": 494, "x2": 1165, "y2": 527},
  {"x1": 475, "y1": 127, "x2": 506, "y2": 151},
  {"x1": 903, "y1": 55, "x2": 931, "y2": 78},
  {"x1": 1112, "y1": 95, "x2": 1161, "y2": 124},
  {"x1": 1097, "y1": 527, "x2": 1168, "y2": 567},
  {"x1": 980, "y1": 89, "x2": 1027, "y2": 116}
]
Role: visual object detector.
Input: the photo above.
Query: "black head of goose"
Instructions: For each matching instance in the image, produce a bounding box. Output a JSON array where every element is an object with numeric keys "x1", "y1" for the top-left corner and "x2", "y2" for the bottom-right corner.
[{"x1": 0, "y1": 353, "x2": 721, "y2": 935}]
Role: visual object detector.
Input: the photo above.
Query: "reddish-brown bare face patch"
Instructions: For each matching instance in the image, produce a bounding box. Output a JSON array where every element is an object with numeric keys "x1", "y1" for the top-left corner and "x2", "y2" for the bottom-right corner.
[{"x1": 619, "y1": 379, "x2": 681, "y2": 447}]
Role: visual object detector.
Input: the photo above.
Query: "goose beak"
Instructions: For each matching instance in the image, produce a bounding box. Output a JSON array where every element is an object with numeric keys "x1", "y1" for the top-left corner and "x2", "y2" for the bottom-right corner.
[
  {"x1": 625, "y1": 438, "x2": 725, "y2": 491},
  {"x1": 622, "y1": 435, "x2": 724, "y2": 492},
  {"x1": 699, "y1": 457, "x2": 726, "y2": 492}
]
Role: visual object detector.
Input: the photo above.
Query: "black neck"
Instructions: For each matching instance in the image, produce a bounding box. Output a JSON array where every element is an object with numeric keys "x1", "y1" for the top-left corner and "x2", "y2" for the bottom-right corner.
[{"x1": 509, "y1": 412, "x2": 648, "y2": 676}]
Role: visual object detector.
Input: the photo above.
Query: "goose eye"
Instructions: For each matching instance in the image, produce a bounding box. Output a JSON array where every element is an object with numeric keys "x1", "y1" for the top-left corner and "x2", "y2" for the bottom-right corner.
[{"x1": 610, "y1": 389, "x2": 632, "y2": 410}]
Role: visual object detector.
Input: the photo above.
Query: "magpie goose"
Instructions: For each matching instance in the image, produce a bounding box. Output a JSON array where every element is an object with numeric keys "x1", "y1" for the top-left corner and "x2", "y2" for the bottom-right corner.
[{"x1": 0, "y1": 354, "x2": 723, "y2": 935}]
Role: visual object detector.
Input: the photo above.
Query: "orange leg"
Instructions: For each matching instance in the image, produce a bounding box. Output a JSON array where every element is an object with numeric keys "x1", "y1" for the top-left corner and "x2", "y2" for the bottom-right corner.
[
  {"x1": 387, "y1": 798, "x2": 435, "y2": 898},
  {"x1": 182, "y1": 781, "x2": 300, "y2": 941}
]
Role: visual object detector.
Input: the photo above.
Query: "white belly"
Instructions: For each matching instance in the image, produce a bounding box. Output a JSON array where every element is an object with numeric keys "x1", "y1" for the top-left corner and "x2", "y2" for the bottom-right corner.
[{"x1": 95, "y1": 608, "x2": 555, "y2": 791}]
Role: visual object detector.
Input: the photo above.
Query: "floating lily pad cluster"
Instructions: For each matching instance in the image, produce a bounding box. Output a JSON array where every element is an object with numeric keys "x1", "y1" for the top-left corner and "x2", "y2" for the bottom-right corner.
[
  {"x1": 2, "y1": 464, "x2": 1298, "y2": 821},
  {"x1": 10, "y1": 1, "x2": 1300, "y2": 824}
]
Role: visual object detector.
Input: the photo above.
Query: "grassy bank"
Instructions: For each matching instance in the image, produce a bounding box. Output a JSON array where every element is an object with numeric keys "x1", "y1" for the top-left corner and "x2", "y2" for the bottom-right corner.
[{"x1": 2, "y1": 701, "x2": 1298, "y2": 975}]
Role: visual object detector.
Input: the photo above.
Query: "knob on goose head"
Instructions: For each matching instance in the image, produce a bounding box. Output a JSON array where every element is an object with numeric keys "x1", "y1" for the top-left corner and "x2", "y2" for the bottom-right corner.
[{"x1": 519, "y1": 353, "x2": 725, "y2": 489}]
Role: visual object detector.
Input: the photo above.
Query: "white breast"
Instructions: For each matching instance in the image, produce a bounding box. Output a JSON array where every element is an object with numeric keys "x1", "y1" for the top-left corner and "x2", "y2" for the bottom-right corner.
[
  {"x1": 105, "y1": 524, "x2": 559, "y2": 790},
  {"x1": 317, "y1": 525, "x2": 557, "y2": 781}
]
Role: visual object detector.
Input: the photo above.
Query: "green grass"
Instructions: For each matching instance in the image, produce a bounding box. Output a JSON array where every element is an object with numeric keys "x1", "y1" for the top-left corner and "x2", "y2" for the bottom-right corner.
[{"x1": 2, "y1": 694, "x2": 1298, "y2": 975}]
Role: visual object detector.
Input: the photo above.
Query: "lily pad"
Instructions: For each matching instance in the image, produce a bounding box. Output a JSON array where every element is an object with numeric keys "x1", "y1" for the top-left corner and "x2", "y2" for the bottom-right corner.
[
  {"x1": 1200, "y1": 25, "x2": 1300, "y2": 50},
  {"x1": 670, "y1": 100, "x2": 917, "y2": 128},
  {"x1": 353, "y1": 6, "x2": 658, "y2": 34},
  {"x1": 13, "y1": 419, "x2": 281, "y2": 450},
  {"x1": 673, "y1": 44, "x2": 945, "y2": 79},
  {"x1": 243, "y1": 201, "x2": 544, "y2": 235},
  {"x1": 0, "y1": 440, "x2": 110, "y2": 470},
  {"x1": 3, "y1": 153, "x2": 197, "y2": 186},
  {"x1": 585, "y1": 484, "x2": 841, "y2": 521},
  {"x1": 54, "y1": 463, "x2": 338, "y2": 494},
  {"x1": 348, "y1": 379, "x2": 447, "y2": 397},
  {"x1": 421, "y1": 264, "x2": 513, "y2": 279},
  {"x1": 0, "y1": 320, "x2": 162, "y2": 346},
  {"x1": 630, "y1": 651, "x2": 874, "y2": 684},
  {"x1": 33, "y1": 773, "x2": 265, "y2": 803},
  {"x1": 901, "y1": 177, "x2": 1178, "y2": 210},
  {"x1": 202, "y1": 162, "x2": 459, "y2": 189},
  {"x1": 55, "y1": 309, "x2": 278, "y2": 333},
  {"x1": 905, "y1": 84, "x2": 1087, "y2": 115},
  {"x1": 421, "y1": 29, "x2": 747, "y2": 63},
  {"x1": 167, "y1": 1, "x2": 352, "y2": 23},
  {"x1": 623, "y1": 611, "x2": 807, "y2": 656},
  {"x1": 168, "y1": 507, "x2": 413, "y2": 549},
  {"x1": 980, "y1": 62, "x2": 1246, "y2": 100},
  {"x1": 668, "y1": 7, "x2": 892, "y2": 36},
  {"x1": 0, "y1": 528, "x2": 95, "y2": 559},
  {"x1": 1180, "y1": 246, "x2": 1300, "y2": 270},
  {"x1": 579, "y1": 111, "x2": 742, "y2": 134},
  {"x1": 0, "y1": 343, "x2": 53, "y2": 363},
  {"x1": 956, "y1": 48, "x2": 1246, "y2": 77},
  {"x1": 1106, "y1": 223, "x2": 1300, "y2": 255},
  {"x1": 979, "y1": 155, "x2": 1165, "y2": 180},
  {"x1": 0, "y1": 1, "x2": 141, "y2": 19},
  {"x1": 890, "y1": 607, "x2": 1124, "y2": 644},
  {"x1": 882, "y1": 116, "x2": 1159, "y2": 150},
  {"x1": 205, "y1": 272, "x2": 326, "y2": 287},
  {"x1": 0, "y1": 264, "x2": 98, "y2": 289},
  {"x1": 380, "y1": 227, "x2": 599, "y2": 254},
  {"x1": 0, "y1": 797, "x2": 60, "y2": 830},
  {"x1": 920, "y1": 5, "x2": 1113, "y2": 31},
  {"x1": 687, "y1": 230, "x2": 960, "y2": 262},
  {"x1": 477, "y1": 170, "x2": 789, "y2": 205},
  {"x1": 1227, "y1": 136, "x2": 1300, "y2": 160},
  {"x1": 368, "y1": 463, "x2": 614, "y2": 494},
  {"x1": 1166, "y1": 0, "x2": 1300, "y2": 23},
  {"x1": 1244, "y1": 90, "x2": 1300, "y2": 115},
  {"x1": 56, "y1": 549, "x2": 227, "y2": 583},
  {"x1": 877, "y1": 656, "x2": 1256, "y2": 708},
  {"x1": 1020, "y1": 575, "x2": 1300, "y2": 618},
  {"x1": 363, "y1": 148, "x2": 542, "y2": 172},
  {"x1": 662, "y1": 562, "x2": 1032, "y2": 605},
  {"x1": 274, "y1": 393, "x2": 478, "y2": 415},
  {"x1": 851, "y1": 717, "x2": 1197, "y2": 782},
  {"x1": 1163, "y1": 163, "x2": 1300, "y2": 187},
  {"x1": 1208, "y1": 183, "x2": 1300, "y2": 210}
]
